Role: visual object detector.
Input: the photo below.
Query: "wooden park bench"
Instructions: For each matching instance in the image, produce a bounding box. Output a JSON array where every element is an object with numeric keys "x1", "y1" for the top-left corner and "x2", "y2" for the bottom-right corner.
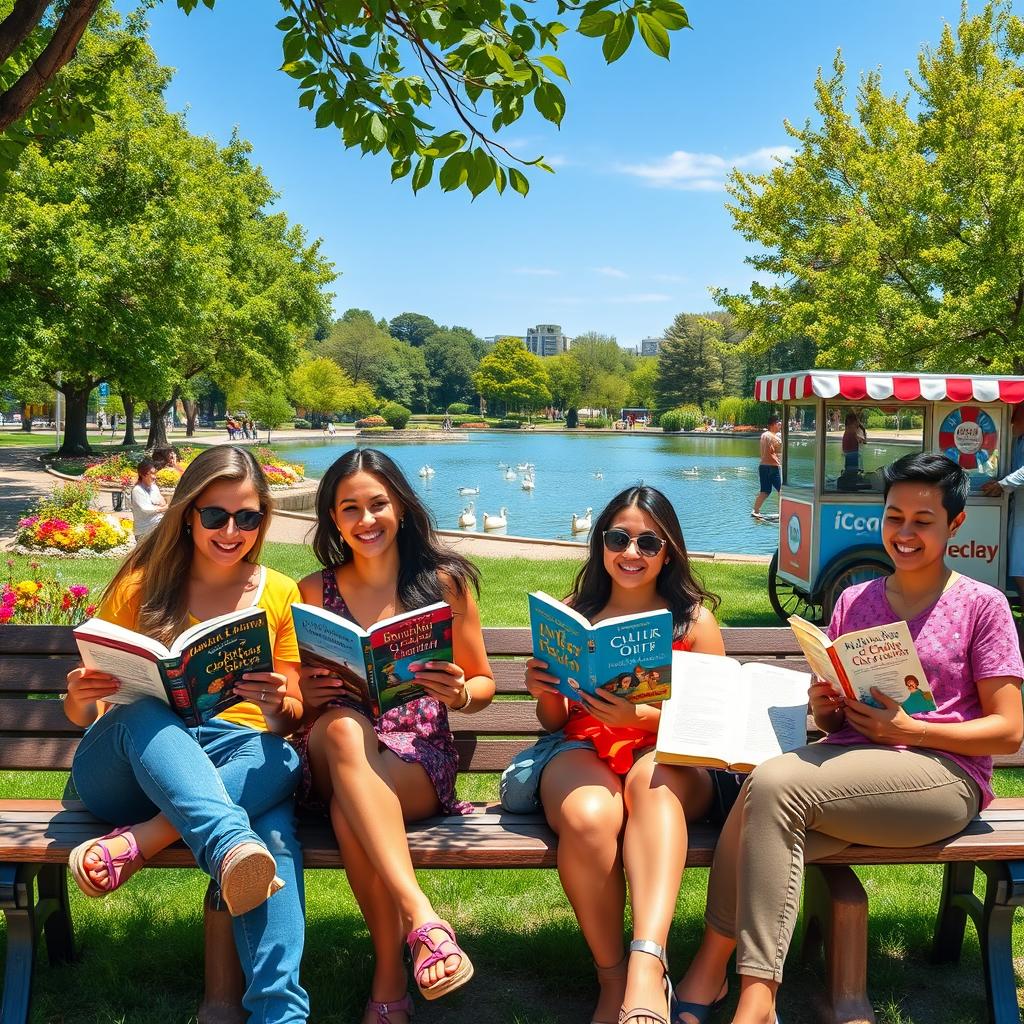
[{"x1": 2, "y1": 624, "x2": 1023, "y2": 1024}]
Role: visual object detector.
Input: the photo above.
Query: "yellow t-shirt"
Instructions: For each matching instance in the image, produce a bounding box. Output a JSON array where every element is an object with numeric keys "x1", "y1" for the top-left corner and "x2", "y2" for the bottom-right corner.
[{"x1": 98, "y1": 565, "x2": 300, "y2": 732}]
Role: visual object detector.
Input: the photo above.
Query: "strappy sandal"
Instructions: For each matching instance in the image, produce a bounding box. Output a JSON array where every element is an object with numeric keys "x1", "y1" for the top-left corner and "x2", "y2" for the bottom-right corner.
[
  {"x1": 69, "y1": 827, "x2": 145, "y2": 897},
  {"x1": 218, "y1": 841, "x2": 283, "y2": 917},
  {"x1": 592, "y1": 954, "x2": 628, "y2": 1024},
  {"x1": 365, "y1": 993, "x2": 413, "y2": 1023},
  {"x1": 670, "y1": 984, "x2": 728, "y2": 1024},
  {"x1": 619, "y1": 938, "x2": 671, "y2": 1024},
  {"x1": 405, "y1": 919, "x2": 474, "y2": 1000}
]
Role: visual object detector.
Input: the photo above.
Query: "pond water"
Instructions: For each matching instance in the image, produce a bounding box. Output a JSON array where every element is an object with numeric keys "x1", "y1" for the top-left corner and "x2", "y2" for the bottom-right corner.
[{"x1": 277, "y1": 432, "x2": 911, "y2": 554}]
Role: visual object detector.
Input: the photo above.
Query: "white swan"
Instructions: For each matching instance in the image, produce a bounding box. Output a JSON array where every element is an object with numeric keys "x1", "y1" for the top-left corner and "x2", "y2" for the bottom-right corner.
[
  {"x1": 522, "y1": 474, "x2": 535, "y2": 491},
  {"x1": 503, "y1": 467, "x2": 517, "y2": 481},
  {"x1": 483, "y1": 507, "x2": 508, "y2": 530},
  {"x1": 458, "y1": 502, "x2": 476, "y2": 529},
  {"x1": 571, "y1": 507, "x2": 593, "y2": 533},
  {"x1": 713, "y1": 472, "x2": 727, "y2": 482},
  {"x1": 516, "y1": 462, "x2": 530, "y2": 471},
  {"x1": 418, "y1": 465, "x2": 435, "y2": 477},
  {"x1": 593, "y1": 471, "x2": 603, "y2": 480},
  {"x1": 682, "y1": 467, "x2": 699, "y2": 477},
  {"x1": 457, "y1": 485, "x2": 479, "y2": 495}
]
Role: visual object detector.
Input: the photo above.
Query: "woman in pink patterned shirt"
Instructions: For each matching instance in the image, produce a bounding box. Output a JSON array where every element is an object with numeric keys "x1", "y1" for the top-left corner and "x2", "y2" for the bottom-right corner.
[{"x1": 674, "y1": 452, "x2": 1024, "y2": 1024}]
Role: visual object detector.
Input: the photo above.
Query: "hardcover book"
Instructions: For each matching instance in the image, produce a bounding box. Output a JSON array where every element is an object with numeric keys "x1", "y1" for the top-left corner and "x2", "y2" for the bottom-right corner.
[
  {"x1": 291, "y1": 601, "x2": 453, "y2": 716},
  {"x1": 73, "y1": 608, "x2": 273, "y2": 728},
  {"x1": 528, "y1": 591, "x2": 673, "y2": 704},
  {"x1": 788, "y1": 615, "x2": 937, "y2": 713}
]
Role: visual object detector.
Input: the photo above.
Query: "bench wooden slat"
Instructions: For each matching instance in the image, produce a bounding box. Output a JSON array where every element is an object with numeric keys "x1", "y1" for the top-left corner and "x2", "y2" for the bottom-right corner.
[
  {"x1": 0, "y1": 626, "x2": 80, "y2": 656},
  {"x1": 0, "y1": 656, "x2": 81, "y2": 693},
  {"x1": 0, "y1": 698, "x2": 81, "y2": 735}
]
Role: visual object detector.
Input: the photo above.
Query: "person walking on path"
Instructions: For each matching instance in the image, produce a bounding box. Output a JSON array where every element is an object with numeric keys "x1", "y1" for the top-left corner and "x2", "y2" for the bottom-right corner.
[
  {"x1": 752, "y1": 414, "x2": 782, "y2": 518},
  {"x1": 982, "y1": 401, "x2": 1024, "y2": 613}
]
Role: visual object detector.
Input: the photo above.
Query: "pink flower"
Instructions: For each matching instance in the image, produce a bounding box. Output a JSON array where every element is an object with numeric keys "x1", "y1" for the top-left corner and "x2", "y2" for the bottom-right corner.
[
  {"x1": 69, "y1": 585, "x2": 89, "y2": 599},
  {"x1": 85, "y1": 604, "x2": 97, "y2": 616},
  {"x1": 0, "y1": 606, "x2": 12, "y2": 623}
]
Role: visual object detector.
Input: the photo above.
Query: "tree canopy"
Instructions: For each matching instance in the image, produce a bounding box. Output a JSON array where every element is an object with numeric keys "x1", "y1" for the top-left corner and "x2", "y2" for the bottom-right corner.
[
  {"x1": 1, "y1": 0, "x2": 691, "y2": 197},
  {"x1": 472, "y1": 335, "x2": 550, "y2": 415},
  {"x1": 717, "y1": 1, "x2": 1024, "y2": 374}
]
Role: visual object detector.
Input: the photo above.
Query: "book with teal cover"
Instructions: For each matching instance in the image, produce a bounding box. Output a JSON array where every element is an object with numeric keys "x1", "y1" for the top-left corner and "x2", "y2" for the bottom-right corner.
[
  {"x1": 291, "y1": 601, "x2": 454, "y2": 716},
  {"x1": 528, "y1": 592, "x2": 673, "y2": 704},
  {"x1": 74, "y1": 608, "x2": 273, "y2": 727}
]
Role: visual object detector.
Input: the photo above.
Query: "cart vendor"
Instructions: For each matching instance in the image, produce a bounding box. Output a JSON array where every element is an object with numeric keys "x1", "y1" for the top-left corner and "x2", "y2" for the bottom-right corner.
[{"x1": 981, "y1": 402, "x2": 1024, "y2": 613}]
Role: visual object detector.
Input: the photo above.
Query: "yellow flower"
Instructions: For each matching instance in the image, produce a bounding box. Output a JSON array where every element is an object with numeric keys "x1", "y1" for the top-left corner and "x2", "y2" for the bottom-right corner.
[{"x1": 16, "y1": 580, "x2": 39, "y2": 596}]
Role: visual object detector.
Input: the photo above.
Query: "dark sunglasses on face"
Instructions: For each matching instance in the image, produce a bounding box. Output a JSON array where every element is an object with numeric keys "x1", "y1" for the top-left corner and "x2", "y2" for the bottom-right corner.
[
  {"x1": 194, "y1": 506, "x2": 266, "y2": 531},
  {"x1": 602, "y1": 528, "x2": 666, "y2": 557}
]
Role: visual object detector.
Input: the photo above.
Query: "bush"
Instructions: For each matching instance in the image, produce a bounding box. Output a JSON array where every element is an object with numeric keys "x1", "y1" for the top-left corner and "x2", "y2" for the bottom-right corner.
[
  {"x1": 355, "y1": 415, "x2": 387, "y2": 428},
  {"x1": 566, "y1": 408, "x2": 579, "y2": 429},
  {"x1": 660, "y1": 409, "x2": 681, "y2": 432},
  {"x1": 582, "y1": 417, "x2": 611, "y2": 429},
  {"x1": 293, "y1": 419, "x2": 311, "y2": 429},
  {"x1": 709, "y1": 397, "x2": 775, "y2": 428},
  {"x1": 446, "y1": 402, "x2": 471, "y2": 415},
  {"x1": 495, "y1": 419, "x2": 522, "y2": 429},
  {"x1": 380, "y1": 402, "x2": 412, "y2": 429},
  {"x1": 678, "y1": 404, "x2": 705, "y2": 431},
  {"x1": 1, "y1": 570, "x2": 97, "y2": 624},
  {"x1": 359, "y1": 425, "x2": 395, "y2": 434}
]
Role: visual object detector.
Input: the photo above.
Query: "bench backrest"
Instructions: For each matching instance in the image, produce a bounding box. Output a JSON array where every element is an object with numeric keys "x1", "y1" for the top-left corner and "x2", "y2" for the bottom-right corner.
[{"x1": 0, "y1": 625, "x2": 814, "y2": 773}]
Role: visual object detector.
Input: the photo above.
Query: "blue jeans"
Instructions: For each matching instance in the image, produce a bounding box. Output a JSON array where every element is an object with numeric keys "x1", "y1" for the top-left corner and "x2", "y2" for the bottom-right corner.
[{"x1": 72, "y1": 699, "x2": 309, "y2": 1023}]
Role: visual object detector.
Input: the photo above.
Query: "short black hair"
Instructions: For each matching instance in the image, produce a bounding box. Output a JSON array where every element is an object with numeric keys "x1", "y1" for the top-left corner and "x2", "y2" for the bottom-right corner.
[
  {"x1": 768, "y1": 413, "x2": 781, "y2": 425},
  {"x1": 882, "y1": 452, "x2": 968, "y2": 522}
]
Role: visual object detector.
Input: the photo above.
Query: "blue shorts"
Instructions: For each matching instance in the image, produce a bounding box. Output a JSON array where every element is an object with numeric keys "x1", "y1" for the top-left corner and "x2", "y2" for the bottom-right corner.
[{"x1": 758, "y1": 464, "x2": 781, "y2": 494}]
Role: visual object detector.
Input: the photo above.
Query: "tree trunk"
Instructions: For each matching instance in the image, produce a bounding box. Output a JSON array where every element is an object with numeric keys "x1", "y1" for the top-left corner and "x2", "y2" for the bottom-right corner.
[
  {"x1": 121, "y1": 394, "x2": 136, "y2": 446},
  {"x1": 145, "y1": 396, "x2": 175, "y2": 449},
  {"x1": 19, "y1": 400, "x2": 32, "y2": 431},
  {"x1": 56, "y1": 381, "x2": 94, "y2": 456},
  {"x1": 182, "y1": 398, "x2": 198, "y2": 437}
]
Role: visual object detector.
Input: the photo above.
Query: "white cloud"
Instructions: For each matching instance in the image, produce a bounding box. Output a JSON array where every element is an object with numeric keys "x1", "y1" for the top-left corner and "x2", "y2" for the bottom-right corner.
[
  {"x1": 654, "y1": 272, "x2": 688, "y2": 284},
  {"x1": 594, "y1": 266, "x2": 628, "y2": 279},
  {"x1": 608, "y1": 292, "x2": 672, "y2": 304},
  {"x1": 544, "y1": 154, "x2": 570, "y2": 168},
  {"x1": 617, "y1": 145, "x2": 796, "y2": 191},
  {"x1": 513, "y1": 267, "x2": 560, "y2": 277}
]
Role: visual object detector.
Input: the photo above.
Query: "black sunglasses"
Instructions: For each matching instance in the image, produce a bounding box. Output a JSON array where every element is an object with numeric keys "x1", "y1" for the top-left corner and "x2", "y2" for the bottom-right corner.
[
  {"x1": 602, "y1": 529, "x2": 666, "y2": 557},
  {"x1": 194, "y1": 506, "x2": 266, "y2": 531}
]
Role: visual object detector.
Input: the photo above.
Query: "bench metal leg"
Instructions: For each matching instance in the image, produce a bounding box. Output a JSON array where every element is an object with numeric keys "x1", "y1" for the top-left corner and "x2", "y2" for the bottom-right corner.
[
  {"x1": 930, "y1": 861, "x2": 979, "y2": 964},
  {"x1": 198, "y1": 880, "x2": 246, "y2": 1024},
  {"x1": 800, "y1": 865, "x2": 876, "y2": 1024},
  {"x1": 1, "y1": 864, "x2": 39, "y2": 1024},
  {"x1": 977, "y1": 862, "x2": 1024, "y2": 1024},
  {"x1": 37, "y1": 864, "x2": 76, "y2": 966}
]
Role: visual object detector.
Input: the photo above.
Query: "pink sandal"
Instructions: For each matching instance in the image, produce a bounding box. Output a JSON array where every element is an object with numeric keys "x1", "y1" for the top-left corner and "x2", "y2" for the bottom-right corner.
[
  {"x1": 68, "y1": 827, "x2": 144, "y2": 897},
  {"x1": 405, "y1": 919, "x2": 474, "y2": 1000},
  {"x1": 365, "y1": 993, "x2": 414, "y2": 1023}
]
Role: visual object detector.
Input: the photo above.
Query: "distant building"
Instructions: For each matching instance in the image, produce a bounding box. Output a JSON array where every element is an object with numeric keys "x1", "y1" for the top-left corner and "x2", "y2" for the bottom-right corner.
[
  {"x1": 640, "y1": 337, "x2": 663, "y2": 356},
  {"x1": 526, "y1": 324, "x2": 570, "y2": 357},
  {"x1": 483, "y1": 335, "x2": 524, "y2": 346}
]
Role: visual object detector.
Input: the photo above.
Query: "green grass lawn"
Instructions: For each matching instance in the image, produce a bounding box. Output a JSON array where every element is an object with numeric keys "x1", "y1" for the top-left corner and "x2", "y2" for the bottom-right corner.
[{"x1": 1, "y1": 548, "x2": 1017, "y2": 1021}]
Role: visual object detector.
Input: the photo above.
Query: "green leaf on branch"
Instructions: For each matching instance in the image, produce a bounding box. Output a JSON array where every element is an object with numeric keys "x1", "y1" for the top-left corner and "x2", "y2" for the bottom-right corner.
[
  {"x1": 509, "y1": 167, "x2": 530, "y2": 196},
  {"x1": 602, "y1": 13, "x2": 635, "y2": 62},
  {"x1": 578, "y1": 10, "x2": 615, "y2": 37},
  {"x1": 533, "y1": 82, "x2": 566, "y2": 125},
  {"x1": 315, "y1": 101, "x2": 337, "y2": 128},
  {"x1": 439, "y1": 151, "x2": 472, "y2": 192},
  {"x1": 637, "y1": 13, "x2": 670, "y2": 58},
  {"x1": 468, "y1": 148, "x2": 495, "y2": 198},
  {"x1": 539, "y1": 55, "x2": 570, "y2": 80},
  {"x1": 411, "y1": 156, "x2": 435, "y2": 193}
]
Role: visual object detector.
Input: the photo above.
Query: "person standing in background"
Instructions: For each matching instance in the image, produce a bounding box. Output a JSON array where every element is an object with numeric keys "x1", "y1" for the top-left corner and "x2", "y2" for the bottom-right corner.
[
  {"x1": 752, "y1": 414, "x2": 783, "y2": 518},
  {"x1": 982, "y1": 402, "x2": 1024, "y2": 614}
]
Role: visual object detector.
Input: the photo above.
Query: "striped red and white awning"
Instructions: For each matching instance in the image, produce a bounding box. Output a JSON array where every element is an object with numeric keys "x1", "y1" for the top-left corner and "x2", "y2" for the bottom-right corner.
[{"x1": 754, "y1": 371, "x2": 1024, "y2": 405}]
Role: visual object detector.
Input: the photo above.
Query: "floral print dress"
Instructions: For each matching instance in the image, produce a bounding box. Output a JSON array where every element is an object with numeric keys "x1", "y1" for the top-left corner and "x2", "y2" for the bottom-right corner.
[{"x1": 293, "y1": 568, "x2": 472, "y2": 815}]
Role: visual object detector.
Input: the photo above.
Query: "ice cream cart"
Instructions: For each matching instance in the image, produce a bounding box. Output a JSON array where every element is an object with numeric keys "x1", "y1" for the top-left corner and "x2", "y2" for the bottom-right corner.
[{"x1": 753, "y1": 370, "x2": 1024, "y2": 624}]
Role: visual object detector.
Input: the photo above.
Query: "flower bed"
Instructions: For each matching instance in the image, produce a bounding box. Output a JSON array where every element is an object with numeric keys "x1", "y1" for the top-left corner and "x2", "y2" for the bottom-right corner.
[
  {"x1": 1, "y1": 567, "x2": 97, "y2": 625},
  {"x1": 15, "y1": 510, "x2": 134, "y2": 556},
  {"x1": 355, "y1": 415, "x2": 387, "y2": 428}
]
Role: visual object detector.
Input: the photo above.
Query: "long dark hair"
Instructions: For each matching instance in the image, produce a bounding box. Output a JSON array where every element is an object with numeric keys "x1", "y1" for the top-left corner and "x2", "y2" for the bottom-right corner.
[
  {"x1": 311, "y1": 448, "x2": 480, "y2": 608},
  {"x1": 567, "y1": 485, "x2": 719, "y2": 638}
]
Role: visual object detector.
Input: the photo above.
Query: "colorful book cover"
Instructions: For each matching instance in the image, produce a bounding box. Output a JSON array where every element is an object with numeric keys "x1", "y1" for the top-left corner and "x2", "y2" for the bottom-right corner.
[
  {"x1": 291, "y1": 602, "x2": 453, "y2": 716},
  {"x1": 528, "y1": 592, "x2": 673, "y2": 705}
]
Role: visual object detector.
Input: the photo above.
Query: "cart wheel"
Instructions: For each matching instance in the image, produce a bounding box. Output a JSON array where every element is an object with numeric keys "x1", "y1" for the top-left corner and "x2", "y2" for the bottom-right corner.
[
  {"x1": 823, "y1": 560, "x2": 891, "y2": 621},
  {"x1": 768, "y1": 551, "x2": 824, "y2": 624}
]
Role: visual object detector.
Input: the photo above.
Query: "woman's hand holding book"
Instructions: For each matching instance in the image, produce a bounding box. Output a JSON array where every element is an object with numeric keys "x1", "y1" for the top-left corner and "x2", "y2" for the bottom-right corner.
[
  {"x1": 64, "y1": 666, "x2": 120, "y2": 727},
  {"x1": 234, "y1": 671, "x2": 289, "y2": 715},
  {"x1": 580, "y1": 687, "x2": 655, "y2": 732},
  {"x1": 808, "y1": 680, "x2": 845, "y2": 734},
  {"x1": 410, "y1": 660, "x2": 470, "y2": 710},
  {"x1": 843, "y1": 688, "x2": 926, "y2": 746}
]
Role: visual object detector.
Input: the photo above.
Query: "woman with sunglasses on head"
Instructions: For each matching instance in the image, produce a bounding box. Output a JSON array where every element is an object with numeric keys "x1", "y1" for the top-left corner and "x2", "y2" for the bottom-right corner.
[
  {"x1": 501, "y1": 486, "x2": 736, "y2": 1024},
  {"x1": 292, "y1": 448, "x2": 494, "y2": 1023},
  {"x1": 63, "y1": 445, "x2": 309, "y2": 1024},
  {"x1": 673, "y1": 453, "x2": 1024, "y2": 1024}
]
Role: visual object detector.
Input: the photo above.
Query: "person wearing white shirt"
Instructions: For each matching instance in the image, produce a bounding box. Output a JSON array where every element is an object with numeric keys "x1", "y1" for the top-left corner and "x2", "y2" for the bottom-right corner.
[
  {"x1": 130, "y1": 459, "x2": 167, "y2": 540},
  {"x1": 982, "y1": 402, "x2": 1024, "y2": 612}
]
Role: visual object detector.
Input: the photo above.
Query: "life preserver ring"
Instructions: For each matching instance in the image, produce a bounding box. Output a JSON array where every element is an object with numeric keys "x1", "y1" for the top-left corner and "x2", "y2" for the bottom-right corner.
[{"x1": 938, "y1": 406, "x2": 998, "y2": 470}]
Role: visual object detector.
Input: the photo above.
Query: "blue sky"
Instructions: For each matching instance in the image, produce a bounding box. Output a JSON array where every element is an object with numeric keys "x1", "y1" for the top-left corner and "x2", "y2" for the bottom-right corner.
[{"x1": 124, "y1": 0, "x2": 983, "y2": 347}]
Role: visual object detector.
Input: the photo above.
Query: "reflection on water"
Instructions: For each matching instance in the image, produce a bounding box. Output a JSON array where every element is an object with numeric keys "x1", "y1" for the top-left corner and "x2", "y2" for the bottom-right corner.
[{"x1": 277, "y1": 432, "x2": 912, "y2": 554}]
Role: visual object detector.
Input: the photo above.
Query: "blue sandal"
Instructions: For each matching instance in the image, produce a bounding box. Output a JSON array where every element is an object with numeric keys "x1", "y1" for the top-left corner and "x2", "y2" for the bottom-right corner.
[{"x1": 670, "y1": 986, "x2": 727, "y2": 1024}]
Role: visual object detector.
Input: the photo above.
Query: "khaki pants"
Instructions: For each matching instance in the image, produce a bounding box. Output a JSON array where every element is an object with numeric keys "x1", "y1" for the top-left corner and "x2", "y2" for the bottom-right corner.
[{"x1": 705, "y1": 743, "x2": 980, "y2": 982}]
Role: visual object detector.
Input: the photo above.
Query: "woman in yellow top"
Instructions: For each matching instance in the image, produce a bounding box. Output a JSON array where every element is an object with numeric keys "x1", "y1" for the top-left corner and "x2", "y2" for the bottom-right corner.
[{"x1": 63, "y1": 446, "x2": 309, "y2": 1023}]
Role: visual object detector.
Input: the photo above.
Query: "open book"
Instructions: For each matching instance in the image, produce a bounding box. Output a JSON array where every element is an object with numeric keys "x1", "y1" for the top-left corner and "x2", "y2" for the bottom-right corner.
[
  {"x1": 788, "y1": 615, "x2": 936, "y2": 713},
  {"x1": 291, "y1": 602, "x2": 453, "y2": 716},
  {"x1": 655, "y1": 650, "x2": 810, "y2": 772},
  {"x1": 73, "y1": 608, "x2": 273, "y2": 728},
  {"x1": 528, "y1": 592, "x2": 672, "y2": 705}
]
